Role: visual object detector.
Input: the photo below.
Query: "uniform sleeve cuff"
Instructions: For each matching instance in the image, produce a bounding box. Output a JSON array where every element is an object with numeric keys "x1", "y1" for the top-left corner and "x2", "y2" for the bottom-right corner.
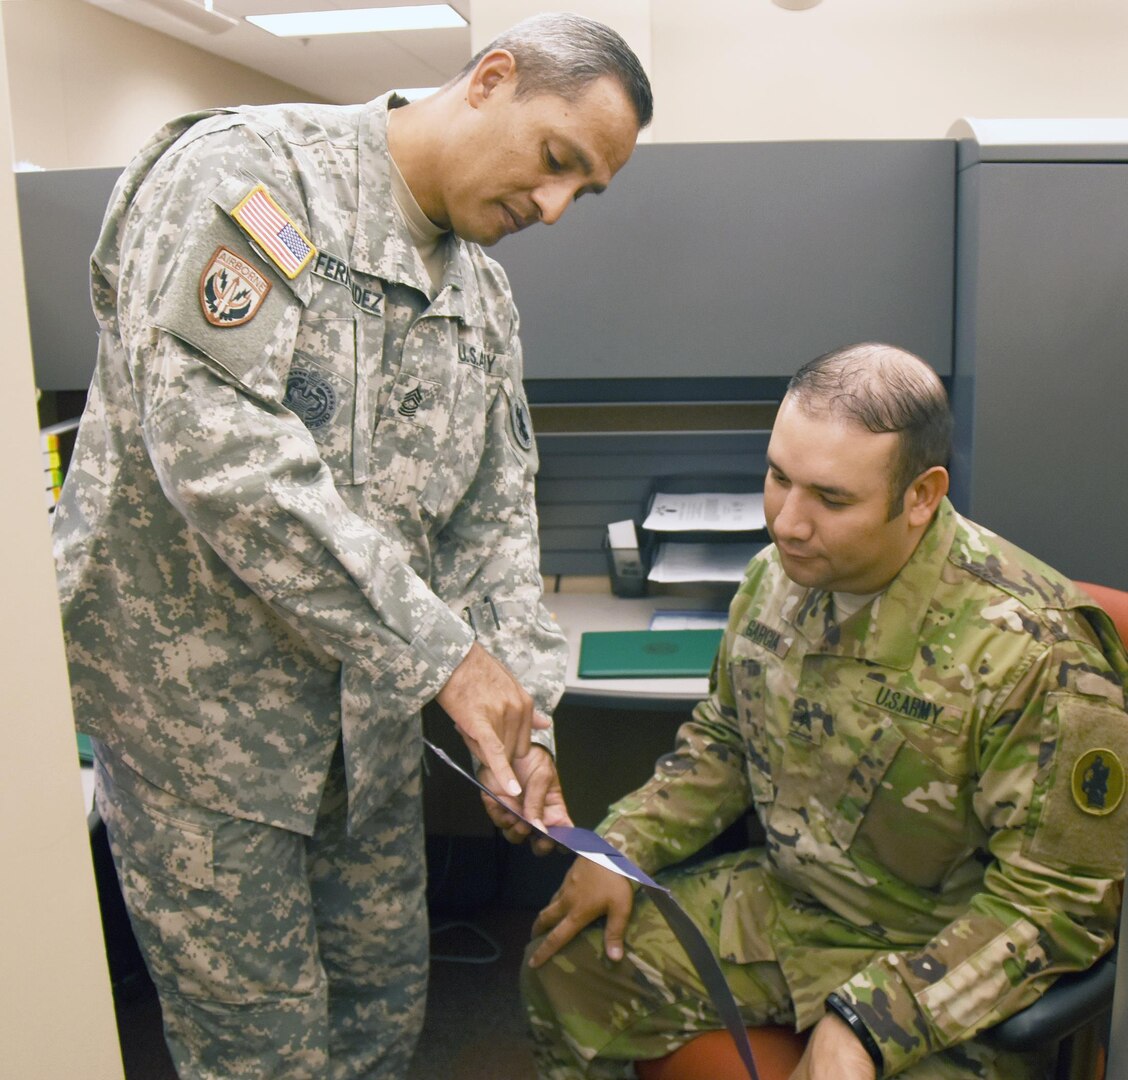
[
  {"x1": 825, "y1": 993, "x2": 884, "y2": 1077},
  {"x1": 834, "y1": 968, "x2": 932, "y2": 1077},
  {"x1": 530, "y1": 725, "x2": 556, "y2": 757}
]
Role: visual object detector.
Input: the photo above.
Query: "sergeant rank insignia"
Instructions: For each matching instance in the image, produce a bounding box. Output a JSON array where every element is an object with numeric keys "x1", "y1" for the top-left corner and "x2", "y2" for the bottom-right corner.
[
  {"x1": 1072, "y1": 747, "x2": 1126, "y2": 816},
  {"x1": 200, "y1": 246, "x2": 271, "y2": 327}
]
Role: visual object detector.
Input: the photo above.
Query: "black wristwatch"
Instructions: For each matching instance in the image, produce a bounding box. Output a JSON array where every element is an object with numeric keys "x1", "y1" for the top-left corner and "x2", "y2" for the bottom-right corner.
[{"x1": 825, "y1": 992, "x2": 885, "y2": 1077}]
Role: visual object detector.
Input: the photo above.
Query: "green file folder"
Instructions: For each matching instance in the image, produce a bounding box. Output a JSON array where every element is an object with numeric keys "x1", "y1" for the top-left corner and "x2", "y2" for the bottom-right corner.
[{"x1": 577, "y1": 628, "x2": 723, "y2": 679}]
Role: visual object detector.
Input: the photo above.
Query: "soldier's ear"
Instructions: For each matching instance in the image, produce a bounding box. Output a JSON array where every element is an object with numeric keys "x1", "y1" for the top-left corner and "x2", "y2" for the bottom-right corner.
[
  {"x1": 905, "y1": 466, "x2": 948, "y2": 529},
  {"x1": 466, "y1": 49, "x2": 517, "y2": 109}
]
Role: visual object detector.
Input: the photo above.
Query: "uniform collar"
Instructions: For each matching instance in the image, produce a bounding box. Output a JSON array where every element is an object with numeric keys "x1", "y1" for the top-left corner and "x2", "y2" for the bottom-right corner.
[
  {"x1": 787, "y1": 498, "x2": 959, "y2": 669},
  {"x1": 352, "y1": 93, "x2": 485, "y2": 327}
]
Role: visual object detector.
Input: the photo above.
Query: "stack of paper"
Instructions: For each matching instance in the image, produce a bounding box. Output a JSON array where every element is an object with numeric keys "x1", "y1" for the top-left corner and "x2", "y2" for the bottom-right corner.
[{"x1": 643, "y1": 491, "x2": 766, "y2": 583}]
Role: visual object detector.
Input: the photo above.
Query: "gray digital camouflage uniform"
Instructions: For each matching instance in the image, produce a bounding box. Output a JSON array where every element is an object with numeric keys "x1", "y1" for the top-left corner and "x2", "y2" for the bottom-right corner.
[
  {"x1": 524, "y1": 499, "x2": 1128, "y2": 1079},
  {"x1": 54, "y1": 93, "x2": 566, "y2": 1077}
]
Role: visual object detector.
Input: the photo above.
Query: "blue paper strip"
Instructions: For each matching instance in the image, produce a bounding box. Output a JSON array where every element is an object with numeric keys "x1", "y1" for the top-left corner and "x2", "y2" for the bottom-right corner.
[{"x1": 423, "y1": 739, "x2": 760, "y2": 1080}]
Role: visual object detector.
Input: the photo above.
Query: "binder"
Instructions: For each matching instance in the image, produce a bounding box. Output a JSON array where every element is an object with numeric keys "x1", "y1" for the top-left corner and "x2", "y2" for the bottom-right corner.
[{"x1": 577, "y1": 628, "x2": 723, "y2": 679}]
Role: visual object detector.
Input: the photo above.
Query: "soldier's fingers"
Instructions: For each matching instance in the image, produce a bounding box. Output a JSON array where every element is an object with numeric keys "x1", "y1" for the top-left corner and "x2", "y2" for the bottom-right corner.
[
  {"x1": 530, "y1": 892, "x2": 566, "y2": 938},
  {"x1": 528, "y1": 832, "x2": 557, "y2": 857},
  {"x1": 480, "y1": 794, "x2": 520, "y2": 832},
  {"x1": 518, "y1": 764, "x2": 551, "y2": 831},
  {"x1": 464, "y1": 724, "x2": 521, "y2": 797},
  {"x1": 528, "y1": 916, "x2": 583, "y2": 968},
  {"x1": 501, "y1": 819, "x2": 533, "y2": 845},
  {"x1": 602, "y1": 896, "x2": 632, "y2": 962}
]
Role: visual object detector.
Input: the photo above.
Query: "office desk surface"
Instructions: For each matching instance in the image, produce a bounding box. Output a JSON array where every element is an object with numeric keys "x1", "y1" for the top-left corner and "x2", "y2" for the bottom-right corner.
[{"x1": 545, "y1": 592, "x2": 727, "y2": 710}]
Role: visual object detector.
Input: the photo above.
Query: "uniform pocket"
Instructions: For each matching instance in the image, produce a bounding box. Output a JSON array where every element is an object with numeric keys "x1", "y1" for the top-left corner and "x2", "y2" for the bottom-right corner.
[
  {"x1": 284, "y1": 316, "x2": 366, "y2": 485},
  {"x1": 822, "y1": 712, "x2": 905, "y2": 853},
  {"x1": 732, "y1": 658, "x2": 775, "y2": 806},
  {"x1": 122, "y1": 800, "x2": 215, "y2": 893},
  {"x1": 373, "y1": 370, "x2": 448, "y2": 515},
  {"x1": 850, "y1": 736, "x2": 974, "y2": 888}
]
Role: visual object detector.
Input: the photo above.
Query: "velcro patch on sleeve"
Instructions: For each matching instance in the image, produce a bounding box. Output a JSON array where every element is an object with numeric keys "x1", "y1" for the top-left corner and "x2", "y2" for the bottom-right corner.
[
  {"x1": 151, "y1": 211, "x2": 298, "y2": 394},
  {"x1": 231, "y1": 184, "x2": 316, "y2": 280},
  {"x1": 1026, "y1": 693, "x2": 1128, "y2": 876},
  {"x1": 200, "y1": 246, "x2": 271, "y2": 327}
]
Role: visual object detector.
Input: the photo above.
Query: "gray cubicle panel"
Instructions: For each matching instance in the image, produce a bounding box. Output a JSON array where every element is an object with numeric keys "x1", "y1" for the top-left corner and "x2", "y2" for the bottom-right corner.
[
  {"x1": 18, "y1": 167, "x2": 121, "y2": 391},
  {"x1": 950, "y1": 119, "x2": 1128, "y2": 587},
  {"x1": 26, "y1": 144, "x2": 956, "y2": 392},
  {"x1": 493, "y1": 140, "x2": 956, "y2": 383}
]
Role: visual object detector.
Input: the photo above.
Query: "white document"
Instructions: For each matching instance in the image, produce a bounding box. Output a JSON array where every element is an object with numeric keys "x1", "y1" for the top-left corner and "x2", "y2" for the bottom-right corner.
[
  {"x1": 649, "y1": 609, "x2": 729, "y2": 630},
  {"x1": 642, "y1": 491, "x2": 766, "y2": 532},
  {"x1": 647, "y1": 541, "x2": 762, "y2": 583},
  {"x1": 606, "y1": 518, "x2": 639, "y2": 548}
]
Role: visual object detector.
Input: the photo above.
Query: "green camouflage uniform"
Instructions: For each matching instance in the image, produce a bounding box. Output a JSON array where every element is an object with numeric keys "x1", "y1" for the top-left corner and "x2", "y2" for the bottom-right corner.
[
  {"x1": 524, "y1": 499, "x2": 1128, "y2": 1078},
  {"x1": 54, "y1": 94, "x2": 566, "y2": 1077}
]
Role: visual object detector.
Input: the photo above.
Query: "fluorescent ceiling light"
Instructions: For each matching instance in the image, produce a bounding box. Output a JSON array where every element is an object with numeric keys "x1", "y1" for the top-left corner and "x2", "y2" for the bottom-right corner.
[
  {"x1": 139, "y1": 0, "x2": 238, "y2": 34},
  {"x1": 247, "y1": 5, "x2": 466, "y2": 37}
]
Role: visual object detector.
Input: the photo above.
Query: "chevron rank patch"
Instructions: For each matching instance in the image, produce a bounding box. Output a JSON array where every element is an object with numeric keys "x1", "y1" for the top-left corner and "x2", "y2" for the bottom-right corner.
[
  {"x1": 231, "y1": 184, "x2": 315, "y2": 280},
  {"x1": 199, "y1": 246, "x2": 272, "y2": 327}
]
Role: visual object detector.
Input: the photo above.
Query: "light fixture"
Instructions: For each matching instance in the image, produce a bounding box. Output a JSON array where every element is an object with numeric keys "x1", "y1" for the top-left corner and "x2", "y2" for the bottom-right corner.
[
  {"x1": 139, "y1": 0, "x2": 238, "y2": 34},
  {"x1": 247, "y1": 5, "x2": 467, "y2": 38},
  {"x1": 772, "y1": 0, "x2": 823, "y2": 9}
]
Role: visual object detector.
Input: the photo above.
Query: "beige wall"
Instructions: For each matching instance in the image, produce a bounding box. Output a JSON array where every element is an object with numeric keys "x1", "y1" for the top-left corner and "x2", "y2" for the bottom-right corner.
[
  {"x1": 0, "y1": 9, "x2": 123, "y2": 1077},
  {"x1": 650, "y1": 0, "x2": 1128, "y2": 141},
  {"x1": 3, "y1": 0, "x2": 323, "y2": 169},
  {"x1": 474, "y1": 0, "x2": 1128, "y2": 141},
  {"x1": 7, "y1": 0, "x2": 1128, "y2": 165}
]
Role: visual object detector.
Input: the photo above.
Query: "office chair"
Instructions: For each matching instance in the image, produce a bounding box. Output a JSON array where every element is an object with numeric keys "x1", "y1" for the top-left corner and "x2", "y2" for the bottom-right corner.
[{"x1": 635, "y1": 581, "x2": 1128, "y2": 1080}]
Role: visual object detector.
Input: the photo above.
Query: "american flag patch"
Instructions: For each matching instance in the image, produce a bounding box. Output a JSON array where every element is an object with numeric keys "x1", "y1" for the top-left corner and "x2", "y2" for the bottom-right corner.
[{"x1": 231, "y1": 184, "x2": 315, "y2": 279}]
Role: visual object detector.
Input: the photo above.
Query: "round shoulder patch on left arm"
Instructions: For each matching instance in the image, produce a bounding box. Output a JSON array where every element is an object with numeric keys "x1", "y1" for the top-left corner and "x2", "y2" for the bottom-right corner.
[
  {"x1": 1027, "y1": 693, "x2": 1128, "y2": 876},
  {"x1": 1072, "y1": 747, "x2": 1126, "y2": 816}
]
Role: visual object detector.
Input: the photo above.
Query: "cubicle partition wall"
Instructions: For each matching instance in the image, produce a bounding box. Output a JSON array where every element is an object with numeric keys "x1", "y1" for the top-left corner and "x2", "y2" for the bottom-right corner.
[
  {"x1": 31, "y1": 133, "x2": 1128, "y2": 590},
  {"x1": 21, "y1": 141, "x2": 957, "y2": 580},
  {"x1": 493, "y1": 140, "x2": 956, "y2": 576},
  {"x1": 950, "y1": 119, "x2": 1128, "y2": 588}
]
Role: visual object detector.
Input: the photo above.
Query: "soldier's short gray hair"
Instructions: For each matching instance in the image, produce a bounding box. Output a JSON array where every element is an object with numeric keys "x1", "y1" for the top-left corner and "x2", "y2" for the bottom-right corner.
[
  {"x1": 455, "y1": 13, "x2": 653, "y2": 129},
  {"x1": 786, "y1": 342, "x2": 953, "y2": 519}
]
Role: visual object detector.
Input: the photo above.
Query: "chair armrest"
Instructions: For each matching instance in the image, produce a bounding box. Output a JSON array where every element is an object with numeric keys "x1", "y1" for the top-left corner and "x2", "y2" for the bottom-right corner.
[{"x1": 988, "y1": 952, "x2": 1117, "y2": 1051}]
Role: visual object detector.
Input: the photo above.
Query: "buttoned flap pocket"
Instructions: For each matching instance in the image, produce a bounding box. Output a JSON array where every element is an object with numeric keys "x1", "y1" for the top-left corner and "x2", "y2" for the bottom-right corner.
[
  {"x1": 418, "y1": 363, "x2": 492, "y2": 524},
  {"x1": 822, "y1": 707, "x2": 906, "y2": 853},
  {"x1": 850, "y1": 736, "x2": 975, "y2": 889},
  {"x1": 1025, "y1": 692, "x2": 1128, "y2": 877},
  {"x1": 371, "y1": 370, "x2": 450, "y2": 514},
  {"x1": 284, "y1": 317, "x2": 366, "y2": 486},
  {"x1": 730, "y1": 653, "x2": 774, "y2": 806},
  {"x1": 716, "y1": 851, "x2": 779, "y2": 965},
  {"x1": 121, "y1": 798, "x2": 215, "y2": 894}
]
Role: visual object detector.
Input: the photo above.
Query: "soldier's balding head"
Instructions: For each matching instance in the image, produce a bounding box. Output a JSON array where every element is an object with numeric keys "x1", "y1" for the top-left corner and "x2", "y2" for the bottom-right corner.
[{"x1": 785, "y1": 343, "x2": 952, "y2": 519}]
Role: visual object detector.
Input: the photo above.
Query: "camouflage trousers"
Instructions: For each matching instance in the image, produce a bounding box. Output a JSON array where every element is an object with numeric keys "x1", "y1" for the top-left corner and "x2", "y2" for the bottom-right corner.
[
  {"x1": 521, "y1": 851, "x2": 1044, "y2": 1080},
  {"x1": 94, "y1": 737, "x2": 428, "y2": 1079}
]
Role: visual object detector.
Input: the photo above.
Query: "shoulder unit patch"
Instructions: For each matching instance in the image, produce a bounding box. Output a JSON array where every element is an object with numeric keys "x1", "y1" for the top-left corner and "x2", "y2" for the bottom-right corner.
[
  {"x1": 200, "y1": 246, "x2": 271, "y2": 327},
  {"x1": 231, "y1": 184, "x2": 316, "y2": 280},
  {"x1": 1072, "y1": 747, "x2": 1127, "y2": 816}
]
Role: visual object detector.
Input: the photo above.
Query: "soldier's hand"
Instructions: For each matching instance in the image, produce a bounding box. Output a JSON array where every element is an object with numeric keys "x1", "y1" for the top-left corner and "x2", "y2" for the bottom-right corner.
[
  {"x1": 528, "y1": 856, "x2": 634, "y2": 968},
  {"x1": 436, "y1": 641, "x2": 549, "y2": 797},
  {"x1": 478, "y1": 745, "x2": 573, "y2": 856},
  {"x1": 789, "y1": 1012, "x2": 877, "y2": 1080}
]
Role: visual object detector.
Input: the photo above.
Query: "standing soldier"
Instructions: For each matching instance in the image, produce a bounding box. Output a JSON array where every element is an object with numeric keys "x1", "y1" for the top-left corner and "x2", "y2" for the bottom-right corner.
[{"x1": 54, "y1": 14, "x2": 652, "y2": 1078}]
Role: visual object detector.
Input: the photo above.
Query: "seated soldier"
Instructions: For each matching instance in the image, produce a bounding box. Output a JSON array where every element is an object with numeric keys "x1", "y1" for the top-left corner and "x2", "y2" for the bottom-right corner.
[{"x1": 521, "y1": 342, "x2": 1128, "y2": 1080}]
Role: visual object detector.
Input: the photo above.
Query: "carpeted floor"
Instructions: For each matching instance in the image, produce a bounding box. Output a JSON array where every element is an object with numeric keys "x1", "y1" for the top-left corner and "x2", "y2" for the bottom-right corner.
[{"x1": 112, "y1": 902, "x2": 543, "y2": 1080}]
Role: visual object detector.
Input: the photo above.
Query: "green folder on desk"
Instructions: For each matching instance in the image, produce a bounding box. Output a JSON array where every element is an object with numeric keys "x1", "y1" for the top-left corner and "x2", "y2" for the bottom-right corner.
[{"x1": 577, "y1": 628, "x2": 723, "y2": 679}]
